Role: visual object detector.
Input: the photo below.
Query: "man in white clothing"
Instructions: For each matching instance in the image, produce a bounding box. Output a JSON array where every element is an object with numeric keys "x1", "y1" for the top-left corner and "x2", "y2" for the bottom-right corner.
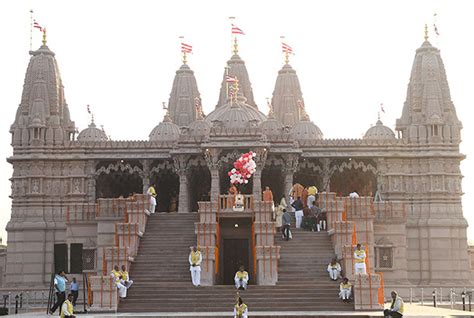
[
  {"x1": 189, "y1": 246, "x2": 202, "y2": 287},
  {"x1": 349, "y1": 190, "x2": 360, "y2": 198},
  {"x1": 354, "y1": 244, "x2": 367, "y2": 275},
  {"x1": 147, "y1": 184, "x2": 157, "y2": 213},
  {"x1": 234, "y1": 266, "x2": 249, "y2": 290},
  {"x1": 327, "y1": 258, "x2": 342, "y2": 280}
]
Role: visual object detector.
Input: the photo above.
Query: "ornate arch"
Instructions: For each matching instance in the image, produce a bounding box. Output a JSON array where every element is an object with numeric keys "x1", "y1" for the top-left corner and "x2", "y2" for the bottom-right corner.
[
  {"x1": 94, "y1": 161, "x2": 144, "y2": 177},
  {"x1": 150, "y1": 160, "x2": 175, "y2": 175},
  {"x1": 296, "y1": 160, "x2": 323, "y2": 174},
  {"x1": 330, "y1": 159, "x2": 377, "y2": 176}
]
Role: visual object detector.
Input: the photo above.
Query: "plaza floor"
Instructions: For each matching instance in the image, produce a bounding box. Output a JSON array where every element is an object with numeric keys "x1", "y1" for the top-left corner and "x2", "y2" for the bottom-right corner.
[{"x1": 14, "y1": 304, "x2": 474, "y2": 318}]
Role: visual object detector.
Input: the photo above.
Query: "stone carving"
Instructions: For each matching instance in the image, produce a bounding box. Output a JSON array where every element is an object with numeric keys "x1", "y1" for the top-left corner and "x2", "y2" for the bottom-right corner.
[{"x1": 31, "y1": 179, "x2": 40, "y2": 194}]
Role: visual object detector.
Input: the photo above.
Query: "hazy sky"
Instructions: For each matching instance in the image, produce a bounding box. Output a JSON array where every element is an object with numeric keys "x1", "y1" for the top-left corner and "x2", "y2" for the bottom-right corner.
[{"x1": 0, "y1": 0, "x2": 473, "y2": 242}]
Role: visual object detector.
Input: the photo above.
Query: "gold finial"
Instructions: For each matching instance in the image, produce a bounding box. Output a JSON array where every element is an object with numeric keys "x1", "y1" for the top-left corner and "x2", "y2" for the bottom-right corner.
[
  {"x1": 281, "y1": 36, "x2": 289, "y2": 64},
  {"x1": 42, "y1": 27, "x2": 47, "y2": 45},
  {"x1": 233, "y1": 37, "x2": 238, "y2": 55},
  {"x1": 424, "y1": 23, "x2": 429, "y2": 41}
]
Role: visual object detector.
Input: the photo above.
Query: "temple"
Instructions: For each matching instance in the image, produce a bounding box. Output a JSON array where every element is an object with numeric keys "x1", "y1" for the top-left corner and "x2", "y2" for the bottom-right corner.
[{"x1": 2, "y1": 26, "x2": 471, "y2": 313}]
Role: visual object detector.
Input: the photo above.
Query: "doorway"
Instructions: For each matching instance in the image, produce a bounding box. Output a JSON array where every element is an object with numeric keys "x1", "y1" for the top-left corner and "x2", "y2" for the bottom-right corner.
[{"x1": 223, "y1": 239, "x2": 250, "y2": 285}]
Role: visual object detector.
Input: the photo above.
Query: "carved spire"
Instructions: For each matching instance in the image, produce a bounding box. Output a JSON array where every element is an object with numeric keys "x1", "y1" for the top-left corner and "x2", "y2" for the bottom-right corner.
[
  {"x1": 10, "y1": 39, "x2": 76, "y2": 146},
  {"x1": 216, "y1": 54, "x2": 257, "y2": 109},
  {"x1": 167, "y1": 63, "x2": 201, "y2": 127},
  {"x1": 271, "y1": 63, "x2": 305, "y2": 127},
  {"x1": 396, "y1": 29, "x2": 462, "y2": 143}
]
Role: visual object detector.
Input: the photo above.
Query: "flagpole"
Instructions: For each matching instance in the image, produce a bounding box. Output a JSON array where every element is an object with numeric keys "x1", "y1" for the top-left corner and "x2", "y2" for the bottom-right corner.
[
  {"x1": 29, "y1": 10, "x2": 33, "y2": 51},
  {"x1": 229, "y1": 16, "x2": 235, "y2": 55}
]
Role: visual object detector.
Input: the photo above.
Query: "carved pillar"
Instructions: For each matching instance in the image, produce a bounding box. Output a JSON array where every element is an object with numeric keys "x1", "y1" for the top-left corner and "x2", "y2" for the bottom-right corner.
[
  {"x1": 141, "y1": 160, "x2": 151, "y2": 194},
  {"x1": 174, "y1": 156, "x2": 190, "y2": 213},
  {"x1": 204, "y1": 148, "x2": 221, "y2": 202},
  {"x1": 252, "y1": 148, "x2": 268, "y2": 201},
  {"x1": 282, "y1": 154, "x2": 299, "y2": 203},
  {"x1": 321, "y1": 158, "x2": 331, "y2": 192}
]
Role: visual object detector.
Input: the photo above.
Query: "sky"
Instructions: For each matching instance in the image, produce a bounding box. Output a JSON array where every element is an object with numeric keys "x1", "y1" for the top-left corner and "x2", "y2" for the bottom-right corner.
[{"x1": 0, "y1": 0, "x2": 473, "y2": 242}]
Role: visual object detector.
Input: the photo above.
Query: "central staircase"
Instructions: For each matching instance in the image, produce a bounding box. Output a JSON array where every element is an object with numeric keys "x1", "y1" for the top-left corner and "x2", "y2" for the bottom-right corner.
[{"x1": 118, "y1": 213, "x2": 354, "y2": 315}]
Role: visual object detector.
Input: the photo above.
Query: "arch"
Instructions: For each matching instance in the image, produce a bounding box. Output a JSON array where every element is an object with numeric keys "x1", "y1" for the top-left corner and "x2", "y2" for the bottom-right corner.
[
  {"x1": 95, "y1": 160, "x2": 144, "y2": 199},
  {"x1": 329, "y1": 159, "x2": 377, "y2": 196},
  {"x1": 150, "y1": 160, "x2": 179, "y2": 212}
]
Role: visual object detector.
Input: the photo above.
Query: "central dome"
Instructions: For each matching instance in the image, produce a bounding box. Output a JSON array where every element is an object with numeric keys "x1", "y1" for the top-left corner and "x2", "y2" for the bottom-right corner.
[{"x1": 205, "y1": 95, "x2": 266, "y2": 130}]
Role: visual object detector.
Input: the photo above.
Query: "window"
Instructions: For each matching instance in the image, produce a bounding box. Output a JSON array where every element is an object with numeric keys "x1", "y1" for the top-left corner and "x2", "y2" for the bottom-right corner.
[
  {"x1": 82, "y1": 249, "x2": 96, "y2": 271},
  {"x1": 376, "y1": 247, "x2": 393, "y2": 269}
]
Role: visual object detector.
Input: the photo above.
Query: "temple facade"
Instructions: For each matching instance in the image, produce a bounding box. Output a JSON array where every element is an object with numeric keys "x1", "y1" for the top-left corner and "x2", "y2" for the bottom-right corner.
[{"x1": 4, "y1": 28, "x2": 470, "y2": 296}]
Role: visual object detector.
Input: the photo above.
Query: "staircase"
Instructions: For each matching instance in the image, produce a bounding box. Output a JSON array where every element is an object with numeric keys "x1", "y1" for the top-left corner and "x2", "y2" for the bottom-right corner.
[{"x1": 119, "y1": 214, "x2": 355, "y2": 315}]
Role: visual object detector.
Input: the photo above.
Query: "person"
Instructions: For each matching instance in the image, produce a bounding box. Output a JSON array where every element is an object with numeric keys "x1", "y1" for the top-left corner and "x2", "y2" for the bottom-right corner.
[
  {"x1": 234, "y1": 265, "x2": 249, "y2": 290},
  {"x1": 349, "y1": 190, "x2": 360, "y2": 198},
  {"x1": 50, "y1": 270, "x2": 68, "y2": 314},
  {"x1": 281, "y1": 208, "x2": 292, "y2": 240},
  {"x1": 234, "y1": 296, "x2": 248, "y2": 318},
  {"x1": 307, "y1": 185, "x2": 318, "y2": 207},
  {"x1": 170, "y1": 192, "x2": 177, "y2": 212},
  {"x1": 147, "y1": 184, "x2": 157, "y2": 213},
  {"x1": 234, "y1": 191, "x2": 245, "y2": 211},
  {"x1": 327, "y1": 258, "x2": 342, "y2": 280},
  {"x1": 339, "y1": 277, "x2": 352, "y2": 301},
  {"x1": 228, "y1": 184, "x2": 238, "y2": 207},
  {"x1": 291, "y1": 183, "x2": 304, "y2": 202},
  {"x1": 354, "y1": 244, "x2": 367, "y2": 274},
  {"x1": 384, "y1": 291, "x2": 404, "y2": 318},
  {"x1": 189, "y1": 246, "x2": 202, "y2": 287},
  {"x1": 60, "y1": 293, "x2": 75, "y2": 318},
  {"x1": 70, "y1": 277, "x2": 79, "y2": 307},
  {"x1": 111, "y1": 265, "x2": 128, "y2": 298},
  {"x1": 262, "y1": 186, "x2": 273, "y2": 203},
  {"x1": 275, "y1": 197, "x2": 287, "y2": 231},
  {"x1": 291, "y1": 196, "x2": 304, "y2": 229},
  {"x1": 302, "y1": 187, "x2": 309, "y2": 208},
  {"x1": 310, "y1": 201, "x2": 322, "y2": 231},
  {"x1": 121, "y1": 265, "x2": 134, "y2": 288}
]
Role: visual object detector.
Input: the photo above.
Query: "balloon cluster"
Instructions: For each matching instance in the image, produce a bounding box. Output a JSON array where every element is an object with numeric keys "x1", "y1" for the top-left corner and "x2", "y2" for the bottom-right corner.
[{"x1": 228, "y1": 151, "x2": 257, "y2": 185}]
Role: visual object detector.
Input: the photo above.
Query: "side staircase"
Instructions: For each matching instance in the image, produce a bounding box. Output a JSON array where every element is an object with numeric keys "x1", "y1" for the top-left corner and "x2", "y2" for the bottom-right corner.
[{"x1": 119, "y1": 213, "x2": 354, "y2": 314}]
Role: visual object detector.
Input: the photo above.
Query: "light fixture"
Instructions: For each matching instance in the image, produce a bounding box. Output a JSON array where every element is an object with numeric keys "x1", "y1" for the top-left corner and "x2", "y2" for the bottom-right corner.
[{"x1": 234, "y1": 223, "x2": 239, "y2": 228}]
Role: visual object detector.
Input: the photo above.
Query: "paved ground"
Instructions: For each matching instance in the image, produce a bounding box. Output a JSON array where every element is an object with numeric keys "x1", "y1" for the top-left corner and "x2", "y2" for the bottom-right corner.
[{"x1": 14, "y1": 304, "x2": 474, "y2": 317}]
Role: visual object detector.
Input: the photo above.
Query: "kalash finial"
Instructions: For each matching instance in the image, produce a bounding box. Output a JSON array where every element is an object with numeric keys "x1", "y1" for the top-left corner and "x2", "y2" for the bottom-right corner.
[
  {"x1": 424, "y1": 23, "x2": 429, "y2": 41},
  {"x1": 42, "y1": 28, "x2": 47, "y2": 46}
]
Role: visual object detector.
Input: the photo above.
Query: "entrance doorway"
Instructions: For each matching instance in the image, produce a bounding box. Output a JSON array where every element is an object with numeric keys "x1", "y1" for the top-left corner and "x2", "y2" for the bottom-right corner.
[{"x1": 223, "y1": 239, "x2": 249, "y2": 285}]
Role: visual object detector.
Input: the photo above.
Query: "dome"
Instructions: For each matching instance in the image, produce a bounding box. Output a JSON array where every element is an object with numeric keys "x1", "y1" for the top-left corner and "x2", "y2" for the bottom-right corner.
[
  {"x1": 149, "y1": 113, "x2": 180, "y2": 142},
  {"x1": 206, "y1": 95, "x2": 266, "y2": 128},
  {"x1": 259, "y1": 111, "x2": 283, "y2": 136},
  {"x1": 77, "y1": 122, "x2": 108, "y2": 142},
  {"x1": 189, "y1": 117, "x2": 211, "y2": 137},
  {"x1": 364, "y1": 119, "x2": 396, "y2": 140},
  {"x1": 291, "y1": 118, "x2": 323, "y2": 141}
]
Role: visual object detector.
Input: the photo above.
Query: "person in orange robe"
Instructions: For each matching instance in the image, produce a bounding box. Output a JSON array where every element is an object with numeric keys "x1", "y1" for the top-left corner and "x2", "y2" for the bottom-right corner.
[{"x1": 262, "y1": 186, "x2": 274, "y2": 202}]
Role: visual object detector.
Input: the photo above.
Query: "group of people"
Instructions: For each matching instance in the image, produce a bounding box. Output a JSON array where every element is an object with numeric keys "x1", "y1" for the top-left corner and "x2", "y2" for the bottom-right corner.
[
  {"x1": 323, "y1": 243, "x2": 367, "y2": 302},
  {"x1": 188, "y1": 246, "x2": 249, "y2": 318},
  {"x1": 146, "y1": 184, "x2": 178, "y2": 213},
  {"x1": 111, "y1": 264, "x2": 134, "y2": 298},
  {"x1": 49, "y1": 270, "x2": 79, "y2": 317}
]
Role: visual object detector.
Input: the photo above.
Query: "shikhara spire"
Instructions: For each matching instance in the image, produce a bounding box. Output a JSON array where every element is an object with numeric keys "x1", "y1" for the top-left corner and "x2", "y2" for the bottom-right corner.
[{"x1": 396, "y1": 26, "x2": 462, "y2": 143}]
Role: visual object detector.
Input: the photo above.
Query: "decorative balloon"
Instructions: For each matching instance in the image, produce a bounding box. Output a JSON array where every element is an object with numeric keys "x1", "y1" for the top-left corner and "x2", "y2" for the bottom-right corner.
[{"x1": 228, "y1": 151, "x2": 257, "y2": 185}]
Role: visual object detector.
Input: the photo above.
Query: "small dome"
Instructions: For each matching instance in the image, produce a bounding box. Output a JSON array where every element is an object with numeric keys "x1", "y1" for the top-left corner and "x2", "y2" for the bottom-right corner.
[
  {"x1": 77, "y1": 122, "x2": 108, "y2": 142},
  {"x1": 260, "y1": 112, "x2": 283, "y2": 136},
  {"x1": 189, "y1": 117, "x2": 211, "y2": 137},
  {"x1": 149, "y1": 113, "x2": 180, "y2": 142},
  {"x1": 291, "y1": 118, "x2": 323, "y2": 141},
  {"x1": 364, "y1": 120, "x2": 396, "y2": 140},
  {"x1": 206, "y1": 95, "x2": 266, "y2": 130}
]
